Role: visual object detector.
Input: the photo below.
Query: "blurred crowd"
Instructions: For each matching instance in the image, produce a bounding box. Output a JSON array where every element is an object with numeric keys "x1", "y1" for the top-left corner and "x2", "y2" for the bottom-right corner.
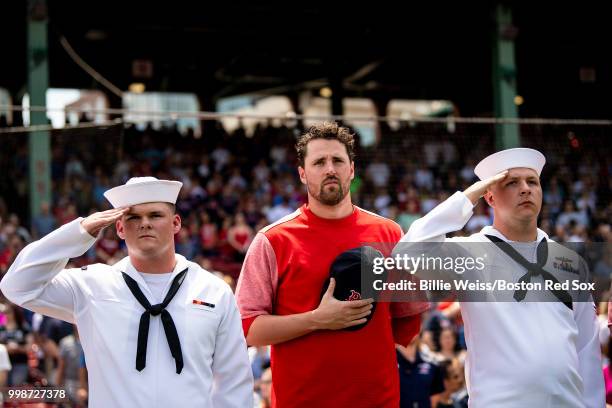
[{"x1": 0, "y1": 117, "x2": 610, "y2": 406}]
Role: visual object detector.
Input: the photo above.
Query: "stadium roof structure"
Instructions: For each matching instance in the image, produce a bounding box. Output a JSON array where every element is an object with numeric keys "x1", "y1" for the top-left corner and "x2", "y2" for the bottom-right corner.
[{"x1": 1, "y1": 1, "x2": 611, "y2": 118}]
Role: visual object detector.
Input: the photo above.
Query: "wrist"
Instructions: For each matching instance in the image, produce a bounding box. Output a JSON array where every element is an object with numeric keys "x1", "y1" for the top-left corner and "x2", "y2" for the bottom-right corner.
[
  {"x1": 78, "y1": 219, "x2": 97, "y2": 238},
  {"x1": 306, "y1": 309, "x2": 323, "y2": 331},
  {"x1": 462, "y1": 190, "x2": 480, "y2": 206}
]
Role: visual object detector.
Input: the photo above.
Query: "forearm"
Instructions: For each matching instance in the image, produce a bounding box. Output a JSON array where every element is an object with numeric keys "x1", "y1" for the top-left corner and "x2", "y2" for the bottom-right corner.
[
  {"x1": 246, "y1": 312, "x2": 320, "y2": 346},
  {"x1": 0, "y1": 218, "x2": 94, "y2": 306},
  {"x1": 392, "y1": 192, "x2": 474, "y2": 277},
  {"x1": 403, "y1": 191, "x2": 474, "y2": 242}
]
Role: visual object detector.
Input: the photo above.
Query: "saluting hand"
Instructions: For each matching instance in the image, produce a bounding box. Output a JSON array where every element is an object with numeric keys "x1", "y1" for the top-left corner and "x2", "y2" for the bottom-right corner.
[
  {"x1": 311, "y1": 278, "x2": 374, "y2": 330},
  {"x1": 81, "y1": 207, "x2": 129, "y2": 237},
  {"x1": 463, "y1": 170, "x2": 508, "y2": 205}
]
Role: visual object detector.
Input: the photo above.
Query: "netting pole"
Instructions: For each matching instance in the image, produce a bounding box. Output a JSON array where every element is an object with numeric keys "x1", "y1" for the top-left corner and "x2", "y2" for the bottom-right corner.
[
  {"x1": 27, "y1": 0, "x2": 51, "y2": 224},
  {"x1": 492, "y1": 2, "x2": 521, "y2": 149}
]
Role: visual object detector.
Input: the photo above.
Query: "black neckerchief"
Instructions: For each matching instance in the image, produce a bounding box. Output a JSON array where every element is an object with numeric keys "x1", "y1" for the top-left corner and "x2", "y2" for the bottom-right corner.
[
  {"x1": 122, "y1": 268, "x2": 188, "y2": 374},
  {"x1": 485, "y1": 235, "x2": 572, "y2": 310}
]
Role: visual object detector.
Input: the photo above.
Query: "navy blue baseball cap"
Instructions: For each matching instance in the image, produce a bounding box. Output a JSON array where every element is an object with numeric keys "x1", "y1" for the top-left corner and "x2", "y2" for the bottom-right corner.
[{"x1": 320, "y1": 246, "x2": 385, "y2": 331}]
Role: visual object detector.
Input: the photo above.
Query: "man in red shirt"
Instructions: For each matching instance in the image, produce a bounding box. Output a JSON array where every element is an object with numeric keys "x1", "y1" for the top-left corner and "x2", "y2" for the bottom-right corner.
[{"x1": 236, "y1": 122, "x2": 427, "y2": 407}]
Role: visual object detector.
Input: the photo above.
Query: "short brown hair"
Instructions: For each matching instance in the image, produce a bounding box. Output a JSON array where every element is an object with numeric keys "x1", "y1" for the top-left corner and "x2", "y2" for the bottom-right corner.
[
  {"x1": 296, "y1": 122, "x2": 355, "y2": 167},
  {"x1": 166, "y1": 203, "x2": 177, "y2": 213}
]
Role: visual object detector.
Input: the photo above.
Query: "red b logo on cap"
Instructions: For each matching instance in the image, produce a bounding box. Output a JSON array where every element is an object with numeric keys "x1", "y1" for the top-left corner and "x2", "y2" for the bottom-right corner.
[{"x1": 347, "y1": 290, "x2": 362, "y2": 301}]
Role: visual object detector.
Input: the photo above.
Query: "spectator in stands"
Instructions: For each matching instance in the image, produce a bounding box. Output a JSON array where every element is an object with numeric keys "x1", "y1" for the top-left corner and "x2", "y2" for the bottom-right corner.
[
  {"x1": 35, "y1": 315, "x2": 73, "y2": 381},
  {"x1": 0, "y1": 232, "x2": 24, "y2": 277},
  {"x1": 249, "y1": 345, "x2": 270, "y2": 381},
  {"x1": 432, "y1": 359, "x2": 468, "y2": 408},
  {"x1": 56, "y1": 203, "x2": 78, "y2": 226},
  {"x1": 92, "y1": 170, "x2": 112, "y2": 208},
  {"x1": 175, "y1": 226, "x2": 200, "y2": 260},
  {"x1": 459, "y1": 158, "x2": 477, "y2": 184},
  {"x1": 56, "y1": 325, "x2": 83, "y2": 404},
  {"x1": 420, "y1": 190, "x2": 440, "y2": 214},
  {"x1": 577, "y1": 187, "x2": 597, "y2": 216},
  {"x1": 257, "y1": 367, "x2": 272, "y2": 408},
  {"x1": 95, "y1": 227, "x2": 121, "y2": 263},
  {"x1": 228, "y1": 167, "x2": 248, "y2": 191},
  {"x1": 567, "y1": 221, "x2": 588, "y2": 242},
  {"x1": 373, "y1": 187, "x2": 393, "y2": 217},
  {"x1": 252, "y1": 159, "x2": 271, "y2": 184},
  {"x1": 557, "y1": 199, "x2": 589, "y2": 229},
  {"x1": 421, "y1": 304, "x2": 455, "y2": 355},
  {"x1": 415, "y1": 161, "x2": 435, "y2": 191},
  {"x1": 269, "y1": 144, "x2": 288, "y2": 174},
  {"x1": 6, "y1": 214, "x2": 31, "y2": 244},
  {"x1": 243, "y1": 199, "x2": 263, "y2": 229},
  {"x1": 397, "y1": 333, "x2": 444, "y2": 408},
  {"x1": 65, "y1": 154, "x2": 86, "y2": 179},
  {"x1": 198, "y1": 211, "x2": 219, "y2": 257},
  {"x1": 196, "y1": 155, "x2": 211, "y2": 180},
  {"x1": 212, "y1": 143, "x2": 231, "y2": 171},
  {"x1": 0, "y1": 342, "x2": 10, "y2": 387},
  {"x1": 366, "y1": 153, "x2": 391, "y2": 188},
  {"x1": 465, "y1": 201, "x2": 491, "y2": 233},
  {"x1": 227, "y1": 213, "x2": 254, "y2": 262},
  {"x1": 594, "y1": 245, "x2": 612, "y2": 279},
  {"x1": 551, "y1": 223, "x2": 569, "y2": 243},
  {"x1": 0, "y1": 304, "x2": 31, "y2": 385},
  {"x1": 78, "y1": 350, "x2": 88, "y2": 406},
  {"x1": 31, "y1": 202, "x2": 57, "y2": 240},
  {"x1": 0, "y1": 304, "x2": 12, "y2": 388},
  {"x1": 543, "y1": 176, "x2": 565, "y2": 218},
  {"x1": 434, "y1": 327, "x2": 466, "y2": 364},
  {"x1": 397, "y1": 199, "x2": 421, "y2": 232},
  {"x1": 265, "y1": 196, "x2": 293, "y2": 223}
]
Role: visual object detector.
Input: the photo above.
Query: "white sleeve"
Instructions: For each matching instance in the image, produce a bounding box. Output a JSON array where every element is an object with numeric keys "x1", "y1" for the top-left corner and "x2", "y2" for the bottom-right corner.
[
  {"x1": 393, "y1": 191, "x2": 475, "y2": 271},
  {"x1": 211, "y1": 286, "x2": 254, "y2": 408},
  {"x1": 402, "y1": 191, "x2": 475, "y2": 243},
  {"x1": 0, "y1": 218, "x2": 97, "y2": 323}
]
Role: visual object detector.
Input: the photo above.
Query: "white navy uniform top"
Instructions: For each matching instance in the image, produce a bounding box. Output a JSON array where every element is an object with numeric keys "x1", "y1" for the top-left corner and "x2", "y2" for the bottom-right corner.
[
  {"x1": 0, "y1": 218, "x2": 254, "y2": 408},
  {"x1": 397, "y1": 191, "x2": 604, "y2": 408}
]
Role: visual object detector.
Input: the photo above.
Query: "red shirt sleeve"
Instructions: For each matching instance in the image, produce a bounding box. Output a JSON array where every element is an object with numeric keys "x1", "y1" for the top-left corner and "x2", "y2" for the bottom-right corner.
[
  {"x1": 235, "y1": 232, "x2": 278, "y2": 338},
  {"x1": 392, "y1": 314, "x2": 422, "y2": 346},
  {"x1": 241, "y1": 316, "x2": 258, "y2": 337}
]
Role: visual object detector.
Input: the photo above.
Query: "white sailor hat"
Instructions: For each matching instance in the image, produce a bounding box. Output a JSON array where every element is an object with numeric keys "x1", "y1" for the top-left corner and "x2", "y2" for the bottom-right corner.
[
  {"x1": 103, "y1": 177, "x2": 183, "y2": 208},
  {"x1": 474, "y1": 148, "x2": 545, "y2": 180}
]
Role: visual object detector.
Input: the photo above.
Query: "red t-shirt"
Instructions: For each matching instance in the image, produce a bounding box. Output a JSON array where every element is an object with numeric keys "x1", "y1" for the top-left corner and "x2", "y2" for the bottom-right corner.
[{"x1": 236, "y1": 205, "x2": 427, "y2": 408}]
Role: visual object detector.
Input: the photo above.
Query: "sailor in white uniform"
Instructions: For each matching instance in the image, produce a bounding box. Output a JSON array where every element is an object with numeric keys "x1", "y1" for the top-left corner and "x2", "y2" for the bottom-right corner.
[
  {"x1": 0, "y1": 177, "x2": 253, "y2": 408},
  {"x1": 394, "y1": 148, "x2": 604, "y2": 407}
]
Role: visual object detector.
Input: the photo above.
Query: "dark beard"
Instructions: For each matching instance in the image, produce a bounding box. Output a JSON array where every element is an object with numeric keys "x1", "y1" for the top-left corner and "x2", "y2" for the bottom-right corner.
[{"x1": 316, "y1": 180, "x2": 346, "y2": 206}]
